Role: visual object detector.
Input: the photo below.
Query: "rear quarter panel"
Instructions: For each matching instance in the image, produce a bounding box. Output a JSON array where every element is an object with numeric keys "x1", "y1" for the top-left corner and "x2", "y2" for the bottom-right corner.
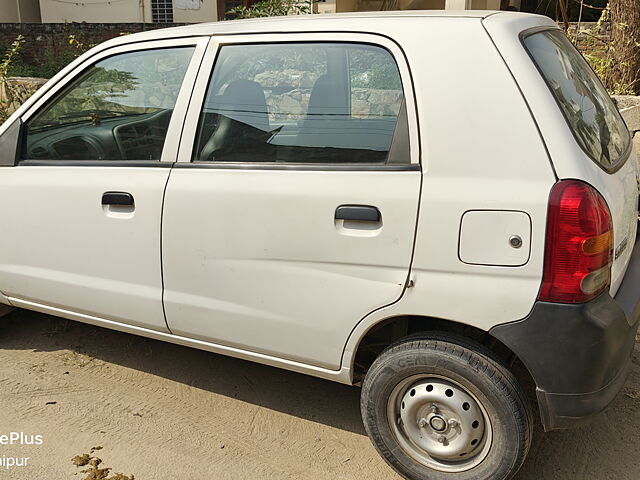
[
  {"x1": 342, "y1": 14, "x2": 558, "y2": 371},
  {"x1": 484, "y1": 14, "x2": 639, "y2": 295}
]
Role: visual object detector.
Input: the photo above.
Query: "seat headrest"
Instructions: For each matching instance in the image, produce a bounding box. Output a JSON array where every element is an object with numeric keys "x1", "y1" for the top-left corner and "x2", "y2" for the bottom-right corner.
[
  {"x1": 215, "y1": 79, "x2": 270, "y2": 132},
  {"x1": 306, "y1": 74, "x2": 350, "y2": 118}
]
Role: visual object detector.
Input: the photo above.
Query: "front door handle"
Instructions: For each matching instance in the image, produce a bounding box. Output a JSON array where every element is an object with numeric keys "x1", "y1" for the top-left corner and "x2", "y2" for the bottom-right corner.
[
  {"x1": 102, "y1": 191, "x2": 134, "y2": 206},
  {"x1": 335, "y1": 205, "x2": 381, "y2": 222}
]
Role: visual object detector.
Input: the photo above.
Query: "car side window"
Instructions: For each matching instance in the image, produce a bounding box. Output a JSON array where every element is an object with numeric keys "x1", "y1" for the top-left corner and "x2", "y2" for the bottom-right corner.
[
  {"x1": 23, "y1": 47, "x2": 195, "y2": 162},
  {"x1": 193, "y1": 42, "x2": 406, "y2": 164}
]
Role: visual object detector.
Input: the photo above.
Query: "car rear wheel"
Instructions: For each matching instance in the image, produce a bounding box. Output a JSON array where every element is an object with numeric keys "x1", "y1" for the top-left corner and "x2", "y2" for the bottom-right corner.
[{"x1": 361, "y1": 334, "x2": 533, "y2": 480}]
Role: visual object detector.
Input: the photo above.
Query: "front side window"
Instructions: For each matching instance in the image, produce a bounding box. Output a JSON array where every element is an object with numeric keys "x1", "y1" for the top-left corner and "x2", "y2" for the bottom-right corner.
[
  {"x1": 524, "y1": 30, "x2": 631, "y2": 170},
  {"x1": 24, "y1": 47, "x2": 194, "y2": 162},
  {"x1": 194, "y1": 42, "x2": 406, "y2": 165}
]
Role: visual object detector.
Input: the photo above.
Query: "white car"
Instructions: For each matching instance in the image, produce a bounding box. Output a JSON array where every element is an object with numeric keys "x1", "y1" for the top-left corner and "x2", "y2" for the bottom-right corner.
[{"x1": 0, "y1": 11, "x2": 638, "y2": 480}]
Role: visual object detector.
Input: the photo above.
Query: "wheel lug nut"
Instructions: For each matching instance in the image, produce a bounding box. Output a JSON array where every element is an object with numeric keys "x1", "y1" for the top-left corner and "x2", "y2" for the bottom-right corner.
[
  {"x1": 448, "y1": 418, "x2": 459, "y2": 428},
  {"x1": 437, "y1": 435, "x2": 445, "y2": 443},
  {"x1": 430, "y1": 403, "x2": 438, "y2": 413},
  {"x1": 418, "y1": 418, "x2": 427, "y2": 428}
]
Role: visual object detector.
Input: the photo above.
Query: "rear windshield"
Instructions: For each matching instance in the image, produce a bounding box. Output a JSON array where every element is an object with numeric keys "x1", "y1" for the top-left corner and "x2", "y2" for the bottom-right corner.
[{"x1": 523, "y1": 30, "x2": 631, "y2": 171}]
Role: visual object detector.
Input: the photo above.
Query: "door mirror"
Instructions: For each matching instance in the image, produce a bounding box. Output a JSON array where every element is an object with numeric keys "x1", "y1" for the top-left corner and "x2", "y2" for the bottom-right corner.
[{"x1": 0, "y1": 118, "x2": 22, "y2": 166}]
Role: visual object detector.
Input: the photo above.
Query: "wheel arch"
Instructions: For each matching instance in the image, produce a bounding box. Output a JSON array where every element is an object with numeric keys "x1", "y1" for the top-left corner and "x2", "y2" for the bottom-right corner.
[{"x1": 346, "y1": 314, "x2": 537, "y2": 401}]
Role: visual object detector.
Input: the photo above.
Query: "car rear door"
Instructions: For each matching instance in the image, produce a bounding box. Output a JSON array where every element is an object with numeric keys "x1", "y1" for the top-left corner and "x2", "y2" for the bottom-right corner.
[
  {"x1": 0, "y1": 38, "x2": 207, "y2": 331},
  {"x1": 162, "y1": 33, "x2": 421, "y2": 369}
]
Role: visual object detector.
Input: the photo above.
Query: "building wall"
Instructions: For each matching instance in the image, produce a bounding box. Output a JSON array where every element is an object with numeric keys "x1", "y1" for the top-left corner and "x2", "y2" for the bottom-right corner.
[
  {"x1": 38, "y1": 0, "x2": 217, "y2": 23},
  {"x1": 39, "y1": 0, "x2": 142, "y2": 23},
  {"x1": 315, "y1": 0, "x2": 337, "y2": 14},
  {"x1": 0, "y1": 0, "x2": 41, "y2": 22},
  {"x1": 336, "y1": 0, "x2": 358, "y2": 12},
  {"x1": 441, "y1": 0, "x2": 501, "y2": 8},
  {"x1": 398, "y1": 0, "x2": 446, "y2": 9},
  {"x1": 470, "y1": 0, "x2": 501, "y2": 9},
  {"x1": 0, "y1": 0, "x2": 20, "y2": 22},
  {"x1": 18, "y1": 0, "x2": 41, "y2": 21},
  {"x1": 171, "y1": 0, "x2": 217, "y2": 22}
]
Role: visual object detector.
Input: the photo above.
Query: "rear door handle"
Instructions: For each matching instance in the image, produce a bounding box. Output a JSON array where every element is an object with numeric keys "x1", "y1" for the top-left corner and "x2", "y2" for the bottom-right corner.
[
  {"x1": 335, "y1": 205, "x2": 381, "y2": 222},
  {"x1": 102, "y1": 191, "x2": 134, "y2": 206}
]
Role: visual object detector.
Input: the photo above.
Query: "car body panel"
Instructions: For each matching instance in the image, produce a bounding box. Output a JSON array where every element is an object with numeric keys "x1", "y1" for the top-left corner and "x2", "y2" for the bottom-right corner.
[{"x1": 163, "y1": 168, "x2": 421, "y2": 369}]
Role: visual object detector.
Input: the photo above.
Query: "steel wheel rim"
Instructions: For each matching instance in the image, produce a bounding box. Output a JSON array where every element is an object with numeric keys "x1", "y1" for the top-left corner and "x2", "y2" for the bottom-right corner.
[{"x1": 386, "y1": 374, "x2": 493, "y2": 473}]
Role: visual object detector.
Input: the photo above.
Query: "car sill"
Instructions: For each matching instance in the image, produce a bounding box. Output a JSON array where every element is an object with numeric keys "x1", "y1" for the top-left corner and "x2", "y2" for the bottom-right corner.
[{"x1": 8, "y1": 296, "x2": 352, "y2": 385}]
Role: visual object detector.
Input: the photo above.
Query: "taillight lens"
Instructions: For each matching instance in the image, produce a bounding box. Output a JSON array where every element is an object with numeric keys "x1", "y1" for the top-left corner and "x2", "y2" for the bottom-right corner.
[{"x1": 538, "y1": 180, "x2": 613, "y2": 303}]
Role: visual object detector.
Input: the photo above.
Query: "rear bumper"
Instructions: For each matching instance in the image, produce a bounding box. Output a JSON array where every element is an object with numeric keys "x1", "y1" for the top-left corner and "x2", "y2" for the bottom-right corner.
[{"x1": 490, "y1": 235, "x2": 640, "y2": 431}]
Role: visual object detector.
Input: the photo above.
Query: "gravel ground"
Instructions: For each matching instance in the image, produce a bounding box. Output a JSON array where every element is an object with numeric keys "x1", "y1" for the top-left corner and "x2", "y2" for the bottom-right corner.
[{"x1": 0, "y1": 309, "x2": 638, "y2": 480}]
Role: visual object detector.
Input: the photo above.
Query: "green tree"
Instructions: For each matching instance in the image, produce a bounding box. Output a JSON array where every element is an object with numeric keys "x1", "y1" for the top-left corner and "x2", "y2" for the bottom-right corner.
[
  {"x1": 227, "y1": 0, "x2": 311, "y2": 19},
  {"x1": 0, "y1": 35, "x2": 33, "y2": 123}
]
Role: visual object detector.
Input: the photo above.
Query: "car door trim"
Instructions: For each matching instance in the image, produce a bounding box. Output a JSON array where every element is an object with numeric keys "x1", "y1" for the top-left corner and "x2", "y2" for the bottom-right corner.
[
  {"x1": 173, "y1": 162, "x2": 420, "y2": 171},
  {"x1": 19, "y1": 160, "x2": 174, "y2": 168}
]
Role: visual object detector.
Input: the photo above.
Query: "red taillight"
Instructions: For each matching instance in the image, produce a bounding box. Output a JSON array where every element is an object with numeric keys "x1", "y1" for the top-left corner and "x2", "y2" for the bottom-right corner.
[{"x1": 538, "y1": 180, "x2": 613, "y2": 303}]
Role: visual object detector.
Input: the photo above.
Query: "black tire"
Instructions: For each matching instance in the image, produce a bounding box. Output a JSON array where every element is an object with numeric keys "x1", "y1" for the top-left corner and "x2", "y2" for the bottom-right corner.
[{"x1": 361, "y1": 334, "x2": 533, "y2": 480}]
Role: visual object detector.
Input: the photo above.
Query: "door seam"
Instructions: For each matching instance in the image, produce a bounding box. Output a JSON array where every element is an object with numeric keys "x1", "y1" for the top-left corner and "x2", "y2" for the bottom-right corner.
[{"x1": 160, "y1": 165, "x2": 174, "y2": 333}]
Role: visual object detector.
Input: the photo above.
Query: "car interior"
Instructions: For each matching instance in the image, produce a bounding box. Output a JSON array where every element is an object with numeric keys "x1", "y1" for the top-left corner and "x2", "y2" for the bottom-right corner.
[{"x1": 25, "y1": 109, "x2": 173, "y2": 161}]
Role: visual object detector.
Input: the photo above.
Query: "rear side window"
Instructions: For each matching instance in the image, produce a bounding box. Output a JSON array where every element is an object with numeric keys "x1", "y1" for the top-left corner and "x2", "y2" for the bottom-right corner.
[
  {"x1": 193, "y1": 42, "x2": 406, "y2": 164},
  {"x1": 524, "y1": 30, "x2": 631, "y2": 171}
]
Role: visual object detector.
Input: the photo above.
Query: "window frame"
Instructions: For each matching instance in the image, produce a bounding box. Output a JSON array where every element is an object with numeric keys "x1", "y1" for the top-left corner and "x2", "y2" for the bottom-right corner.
[
  {"x1": 152, "y1": 0, "x2": 174, "y2": 23},
  {"x1": 18, "y1": 37, "x2": 210, "y2": 167},
  {"x1": 176, "y1": 33, "x2": 420, "y2": 170},
  {"x1": 520, "y1": 26, "x2": 632, "y2": 175}
]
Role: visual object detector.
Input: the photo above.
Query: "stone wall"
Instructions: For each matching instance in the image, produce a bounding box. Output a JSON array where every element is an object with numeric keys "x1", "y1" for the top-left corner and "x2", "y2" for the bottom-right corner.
[
  {"x1": 614, "y1": 95, "x2": 640, "y2": 157},
  {"x1": 263, "y1": 87, "x2": 402, "y2": 123},
  {"x1": 4, "y1": 76, "x2": 46, "y2": 93},
  {"x1": 0, "y1": 76, "x2": 47, "y2": 118}
]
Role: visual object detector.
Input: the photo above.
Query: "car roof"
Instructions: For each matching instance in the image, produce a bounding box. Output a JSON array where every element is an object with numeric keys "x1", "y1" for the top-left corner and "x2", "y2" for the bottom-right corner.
[{"x1": 101, "y1": 10, "x2": 544, "y2": 47}]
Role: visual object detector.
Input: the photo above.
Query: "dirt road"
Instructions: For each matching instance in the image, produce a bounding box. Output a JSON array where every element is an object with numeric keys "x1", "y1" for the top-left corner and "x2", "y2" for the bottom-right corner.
[{"x1": 0, "y1": 309, "x2": 638, "y2": 480}]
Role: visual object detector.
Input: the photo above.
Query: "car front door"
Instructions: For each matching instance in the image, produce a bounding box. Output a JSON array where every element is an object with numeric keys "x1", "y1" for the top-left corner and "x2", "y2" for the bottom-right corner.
[
  {"x1": 0, "y1": 38, "x2": 207, "y2": 331},
  {"x1": 162, "y1": 34, "x2": 421, "y2": 369}
]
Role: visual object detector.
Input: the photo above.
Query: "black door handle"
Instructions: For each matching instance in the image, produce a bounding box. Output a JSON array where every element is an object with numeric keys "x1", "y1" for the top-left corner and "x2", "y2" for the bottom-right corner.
[
  {"x1": 102, "y1": 191, "x2": 134, "y2": 206},
  {"x1": 335, "y1": 205, "x2": 381, "y2": 222}
]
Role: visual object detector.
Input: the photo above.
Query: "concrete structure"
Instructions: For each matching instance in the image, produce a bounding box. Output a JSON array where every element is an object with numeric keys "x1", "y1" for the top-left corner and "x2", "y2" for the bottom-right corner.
[
  {"x1": 0, "y1": 0, "x2": 42, "y2": 22},
  {"x1": 616, "y1": 95, "x2": 640, "y2": 167},
  {"x1": 38, "y1": 0, "x2": 218, "y2": 23}
]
